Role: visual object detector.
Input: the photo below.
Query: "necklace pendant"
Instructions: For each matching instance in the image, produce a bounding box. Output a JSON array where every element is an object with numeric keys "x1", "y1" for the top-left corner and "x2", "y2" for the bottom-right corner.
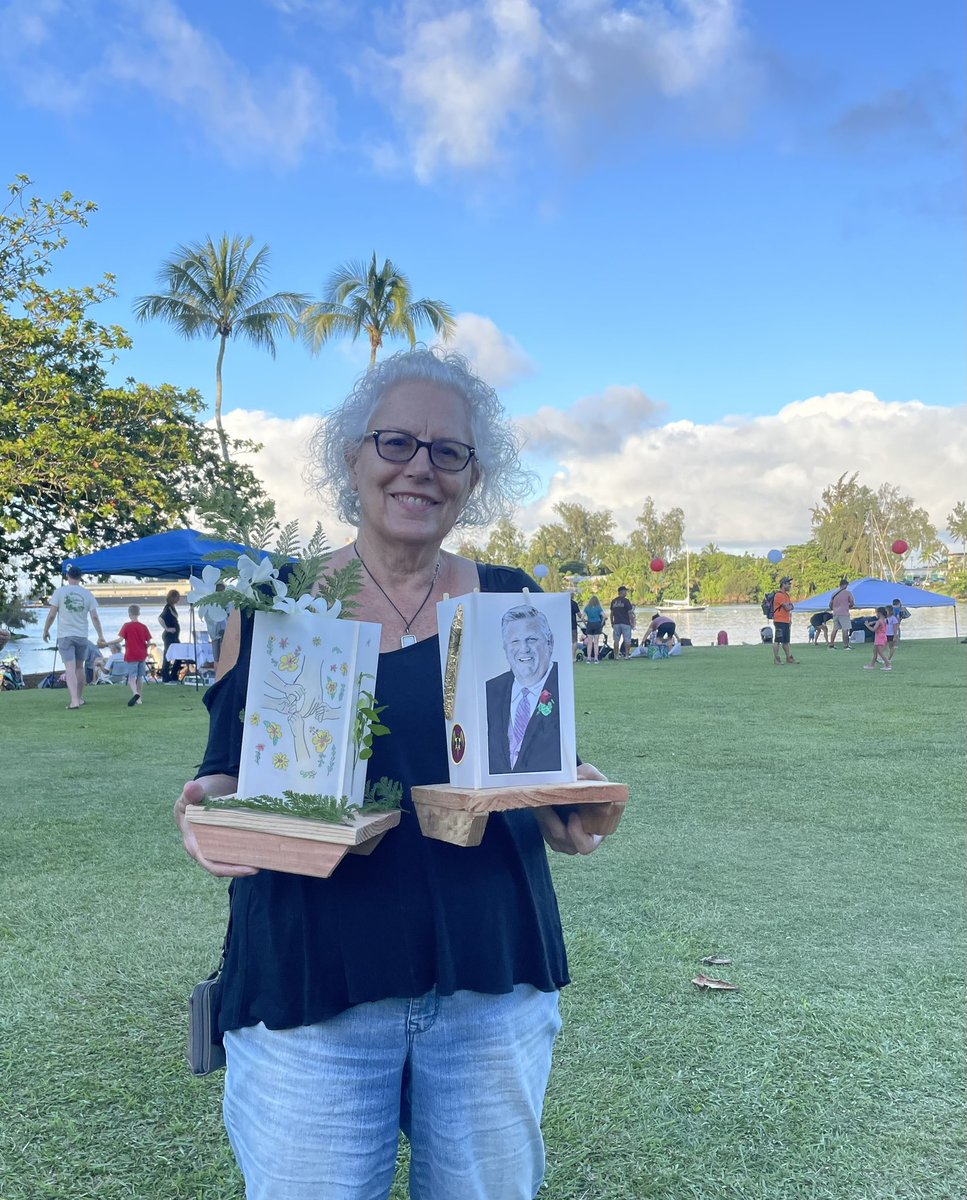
[{"x1": 400, "y1": 633, "x2": 418, "y2": 648}]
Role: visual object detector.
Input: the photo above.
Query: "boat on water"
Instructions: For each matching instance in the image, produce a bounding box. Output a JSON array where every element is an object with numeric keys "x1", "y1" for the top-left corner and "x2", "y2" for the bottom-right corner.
[{"x1": 660, "y1": 549, "x2": 707, "y2": 612}]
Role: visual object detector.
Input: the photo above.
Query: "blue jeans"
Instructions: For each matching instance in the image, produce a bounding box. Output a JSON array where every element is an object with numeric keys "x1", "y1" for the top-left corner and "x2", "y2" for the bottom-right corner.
[{"x1": 223, "y1": 985, "x2": 562, "y2": 1200}]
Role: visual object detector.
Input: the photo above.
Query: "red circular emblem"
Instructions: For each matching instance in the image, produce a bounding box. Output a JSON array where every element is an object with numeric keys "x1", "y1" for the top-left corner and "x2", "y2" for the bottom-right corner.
[{"x1": 450, "y1": 724, "x2": 466, "y2": 764}]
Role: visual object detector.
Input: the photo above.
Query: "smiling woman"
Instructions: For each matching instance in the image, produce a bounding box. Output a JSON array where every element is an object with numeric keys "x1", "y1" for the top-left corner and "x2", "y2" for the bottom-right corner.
[{"x1": 173, "y1": 347, "x2": 612, "y2": 1200}]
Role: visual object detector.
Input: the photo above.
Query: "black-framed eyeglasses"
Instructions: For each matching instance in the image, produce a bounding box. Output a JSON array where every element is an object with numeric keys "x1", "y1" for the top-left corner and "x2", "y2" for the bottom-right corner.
[{"x1": 366, "y1": 430, "x2": 476, "y2": 472}]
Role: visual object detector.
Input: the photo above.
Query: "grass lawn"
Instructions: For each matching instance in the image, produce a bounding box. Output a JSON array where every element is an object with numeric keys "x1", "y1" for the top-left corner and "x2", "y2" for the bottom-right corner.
[{"x1": 1, "y1": 640, "x2": 964, "y2": 1199}]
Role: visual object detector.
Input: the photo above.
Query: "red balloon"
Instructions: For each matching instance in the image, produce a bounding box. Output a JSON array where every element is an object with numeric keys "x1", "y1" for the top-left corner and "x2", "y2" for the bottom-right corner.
[
  {"x1": 650, "y1": 557, "x2": 666, "y2": 572},
  {"x1": 891, "y1": 539, "x2": 909, "y2": 554}
]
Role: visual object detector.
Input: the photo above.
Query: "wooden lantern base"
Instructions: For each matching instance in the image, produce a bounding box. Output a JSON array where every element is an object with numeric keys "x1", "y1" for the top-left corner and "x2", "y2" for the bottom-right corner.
[
  {"x1": 410, "y1": 779, "x2": 629, "y2": 847},
  {"x1": 185, "y1": 804, "x2": 401, "y2": 878}
]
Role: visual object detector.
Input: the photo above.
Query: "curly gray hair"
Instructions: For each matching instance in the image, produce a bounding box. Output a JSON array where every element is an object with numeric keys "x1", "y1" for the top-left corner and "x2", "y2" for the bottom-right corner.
[{"x1": 305, "y1": 348, "x2": 536, "y2": 528}]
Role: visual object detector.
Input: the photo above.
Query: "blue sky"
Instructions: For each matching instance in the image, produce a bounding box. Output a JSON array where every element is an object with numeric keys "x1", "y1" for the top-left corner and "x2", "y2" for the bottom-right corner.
[{"x1": 3, "y1": 0, "x2": 964, "y2": 550}]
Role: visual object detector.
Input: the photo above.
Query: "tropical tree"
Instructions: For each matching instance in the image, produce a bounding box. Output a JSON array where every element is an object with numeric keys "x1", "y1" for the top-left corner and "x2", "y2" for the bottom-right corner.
[
  {"x1": 947, "y1": 502, "x2": 967, "y2": 557},
  {"x1": 134, "y1": 235, "x2": 308, "y2": 463},
  {"x1": 0, "y1": 179, "x2": 272, "y2": 598},
  {"x1": 628, "y1": 497, "x2": 685, "y2": 561},
  {"x1": 810, "y1": 473, "x2": 937, "y2": 581},
  {"x1": 302, "y1": 253, "x2": 455, "y2": 367}
]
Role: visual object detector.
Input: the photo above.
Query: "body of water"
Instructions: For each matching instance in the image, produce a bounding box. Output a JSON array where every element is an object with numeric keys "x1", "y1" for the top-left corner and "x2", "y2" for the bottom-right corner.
[
  {"x1": 626, "y1": 602, "x2": 964, "y2": 649},
  {"x1": 8, "y1": 599, "x2": 964, "y2": 677},
  {"x1": 9, "y1": 602, "x2": 202, "y2": 677}
]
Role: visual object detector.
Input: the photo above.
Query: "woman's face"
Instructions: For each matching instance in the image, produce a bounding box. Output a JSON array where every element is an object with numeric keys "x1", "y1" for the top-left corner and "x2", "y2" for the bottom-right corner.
[{"x1": 349, "y1": 380, "x2": 479, "y2": 548}]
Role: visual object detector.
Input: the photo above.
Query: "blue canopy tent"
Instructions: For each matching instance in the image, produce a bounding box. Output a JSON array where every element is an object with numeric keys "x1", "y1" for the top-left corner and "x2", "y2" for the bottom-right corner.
[
  {"x1": 793, "y1": 577, "x2": 959, "y2": 638},
  {"x1": 62, "y1": 528, "x2": 270, "y2": 580},
  {"x1": 62, "y1": 529, "x2": 274, "y2": 687}
]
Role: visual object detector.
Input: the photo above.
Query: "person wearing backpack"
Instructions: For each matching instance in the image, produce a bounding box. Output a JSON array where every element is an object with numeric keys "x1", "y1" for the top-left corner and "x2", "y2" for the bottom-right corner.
[
  {"x1": 771, "y1": 576, "x2": 797, "y2": 665},
  {"x1": 828, "y1": 577, "x2": 856, "y2": 649}
]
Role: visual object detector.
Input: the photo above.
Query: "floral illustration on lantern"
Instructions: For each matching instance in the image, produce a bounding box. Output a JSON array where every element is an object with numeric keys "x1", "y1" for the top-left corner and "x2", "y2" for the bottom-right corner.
[
  {"x1": 312, "y1": 728, "x2": 333, "y2": 755},
  {"x1": 278, "y1": 649, "x2": 302, "y2": 672},
  {"x1": 186, "y1": 540, "x2": 387, "y2": 807}
]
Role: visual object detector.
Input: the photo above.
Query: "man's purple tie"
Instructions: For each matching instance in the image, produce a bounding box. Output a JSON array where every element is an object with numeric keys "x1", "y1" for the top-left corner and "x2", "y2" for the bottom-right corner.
[{"x1": 510, "y1": 687, "x2": 531, "y2": 767}]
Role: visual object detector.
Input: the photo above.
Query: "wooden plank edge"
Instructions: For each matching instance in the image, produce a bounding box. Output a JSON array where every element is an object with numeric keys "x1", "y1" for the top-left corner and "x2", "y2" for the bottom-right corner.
[
  {"x1": 186, "y1": 804, "x2": 401, "y2": 845},
  {"x1": 410, "y1": 780, "x2": 629, "y2": 814}
]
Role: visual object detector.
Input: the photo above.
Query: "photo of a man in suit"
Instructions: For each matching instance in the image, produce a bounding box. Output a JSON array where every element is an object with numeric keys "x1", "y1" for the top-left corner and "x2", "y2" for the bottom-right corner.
[{"x1": 486, "y1": 604, "x2": 562, "y2": 775}]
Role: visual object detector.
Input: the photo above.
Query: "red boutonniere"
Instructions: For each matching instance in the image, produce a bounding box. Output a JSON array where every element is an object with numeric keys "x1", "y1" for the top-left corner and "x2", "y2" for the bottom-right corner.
[{"x1": 537, "y1": 689, "x2": 554, "y2": 716}]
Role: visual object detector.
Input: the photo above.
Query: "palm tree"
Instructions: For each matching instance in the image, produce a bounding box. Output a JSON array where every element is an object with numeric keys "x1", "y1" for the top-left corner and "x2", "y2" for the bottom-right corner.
[
  {"x1": 302, "y1": 253, "x2": 455, "y2": 367},
  {"x1": 134, "y1": 235, "x2": 309, "y2": 463}
]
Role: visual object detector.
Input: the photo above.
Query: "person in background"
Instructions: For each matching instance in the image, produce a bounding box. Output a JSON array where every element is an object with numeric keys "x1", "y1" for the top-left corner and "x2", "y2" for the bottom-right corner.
[
  {"x1": 84, "y1": 640, "x2": 109, "y2": 684},
  {"x1": 583, "y1": 594, "x2": 605, "y2": 663},
  {"x1": 205, "y1": 582, "x2": 230, "y2": 663},
  {"x1": 159, "y1": 589, "x2": 182, "y2": 683},
  {"x1": 809, "y1": 610, "x2": 832, "y2": 646},
  {"x1": 889, "y1": 597, "x2": 910, "y2": 660},
  {"x1": 102, "y1": 641, "x2": 126, "y2": 677},
  {"x1": 644, "y1": 612, "x2": 677, "y2": 646},
  {"x1": 772, "y1": 576, "x2": 797, "y2": 665},
  {"x1": 828, "y1": 577, "x2": 856, "y2": 649},
  {"x1": 42, "y1": 565, "x2": 107, "y2": 709},
  {"x1": 119, "y1": 604, "x2": 153, "y2": 707},
  {"x1": 609, "y1": 585, "x2": 635, "y2": 660},
  {"x1": 569, "y1": 591, "x2": 583, "y2": 663},
  {"x1": 174, "y1": 348, "x2": 610, "y2": 1200},
  {"x1": 864, "y1": 607, "x2": 892, "y2": 671}
]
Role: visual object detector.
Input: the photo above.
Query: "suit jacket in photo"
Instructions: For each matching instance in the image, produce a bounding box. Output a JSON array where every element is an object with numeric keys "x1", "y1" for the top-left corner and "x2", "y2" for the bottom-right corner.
[{"x1": 486, "y1": 662, "x2": 562, "y2": 775}]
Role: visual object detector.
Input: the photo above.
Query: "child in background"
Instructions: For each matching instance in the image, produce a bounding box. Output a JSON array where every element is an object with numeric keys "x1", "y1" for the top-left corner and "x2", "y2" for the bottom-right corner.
[
  {"x1": 890, "y1": 598, "x2": 910, "y2": 659},
  {"x1": 118, "y1": 604, "x2": 154, "y2": 707},
  {"x1": 885, "y1": 607, "x2": 902, "y2": 661},
  {"x1": 863, "y1": 607, "x2": 892, "y2": 672}
]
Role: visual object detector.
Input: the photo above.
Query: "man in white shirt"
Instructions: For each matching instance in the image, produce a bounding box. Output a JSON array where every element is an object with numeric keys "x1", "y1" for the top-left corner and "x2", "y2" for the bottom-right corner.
[{"x1": 43, "y1": 566, "x2": 107, "y2": 709}]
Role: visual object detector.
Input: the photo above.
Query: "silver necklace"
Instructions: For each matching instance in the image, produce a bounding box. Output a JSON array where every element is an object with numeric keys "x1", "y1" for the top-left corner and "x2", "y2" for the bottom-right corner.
[{"x1": 353, "y1": 544, "x2": 440, "y2": 648}]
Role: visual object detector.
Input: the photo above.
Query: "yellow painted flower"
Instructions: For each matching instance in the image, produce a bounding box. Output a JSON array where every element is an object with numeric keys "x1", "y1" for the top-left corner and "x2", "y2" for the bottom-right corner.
[
  {"x1": 264, "y1": 722, "x2": 283, "y2": 744},
  {"x1": 312, "y1": 729, "x2": 333, "y2": 754},
  {"x1": 273, "y1": 753, "x2": 289, "y2": 770},
  {"x1": 278, "y1": 652, "x2": 301, "y2": 672},
  {"x1": 250, "y1": 712, "x2": 261, "y2": 725}
]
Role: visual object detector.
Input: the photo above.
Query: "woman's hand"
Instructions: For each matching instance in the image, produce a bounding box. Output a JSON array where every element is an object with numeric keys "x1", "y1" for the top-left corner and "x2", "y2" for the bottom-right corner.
[
  {"x1": 535, "y1": 762, "x2": 609, "y2": 856},
  {"x1": 175, "y1": 776, "x2": 259, "y2": 878}
]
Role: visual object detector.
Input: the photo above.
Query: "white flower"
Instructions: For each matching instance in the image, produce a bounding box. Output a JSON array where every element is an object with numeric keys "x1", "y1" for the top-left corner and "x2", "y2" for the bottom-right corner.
[
  {"x1": 237, "y1": 554, "x2": 276, "y2": 587},
  {"x1": 271, "y1": 592, "x2": 318, "y2": 615}
]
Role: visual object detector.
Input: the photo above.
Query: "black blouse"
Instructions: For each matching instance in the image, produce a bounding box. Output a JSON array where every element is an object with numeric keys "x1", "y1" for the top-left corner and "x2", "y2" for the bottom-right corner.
[
  {"x1": 197, "y1": 563, "x2": 570, "y2": 1034},
  {"x1": 160, "y1": 604, "x2": 180, "y2": 640}
]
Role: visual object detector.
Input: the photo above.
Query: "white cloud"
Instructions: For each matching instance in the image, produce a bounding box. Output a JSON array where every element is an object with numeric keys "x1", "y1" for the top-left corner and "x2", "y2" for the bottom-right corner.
[
  {"x1": 0, "y1": 0, "x2": 329, "y2": 166},
  {"x1": 516, "y1": 390, "x2": 966, "y2": 550},
  {"x1": 369, "y1": 0, "x2": 748, "y2": 179},
  {"x1": 103, "y1": 0, "x2": 329, "y2": 167},
  {"x1": 221, "y1": 409, "x2": 357, "y2": 548},
  {"x1": 223, "y1": 389, "x2": 965, "y2": 557},
  {"x1": 517, "y1": 384, "x2": 666, "y2": 457},
  {"x1": 440, "y1": 313, "x2": 536, "y2": 387}
]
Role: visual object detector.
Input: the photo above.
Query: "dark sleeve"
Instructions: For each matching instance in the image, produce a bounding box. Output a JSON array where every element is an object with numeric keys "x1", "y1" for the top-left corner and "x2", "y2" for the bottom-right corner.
[
  {"x1": 195, "y1": 610, "x2": 254, "y2": 779},
  {"x1": 475, "y1": 563, "x2": 543, "y2": 594}
]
